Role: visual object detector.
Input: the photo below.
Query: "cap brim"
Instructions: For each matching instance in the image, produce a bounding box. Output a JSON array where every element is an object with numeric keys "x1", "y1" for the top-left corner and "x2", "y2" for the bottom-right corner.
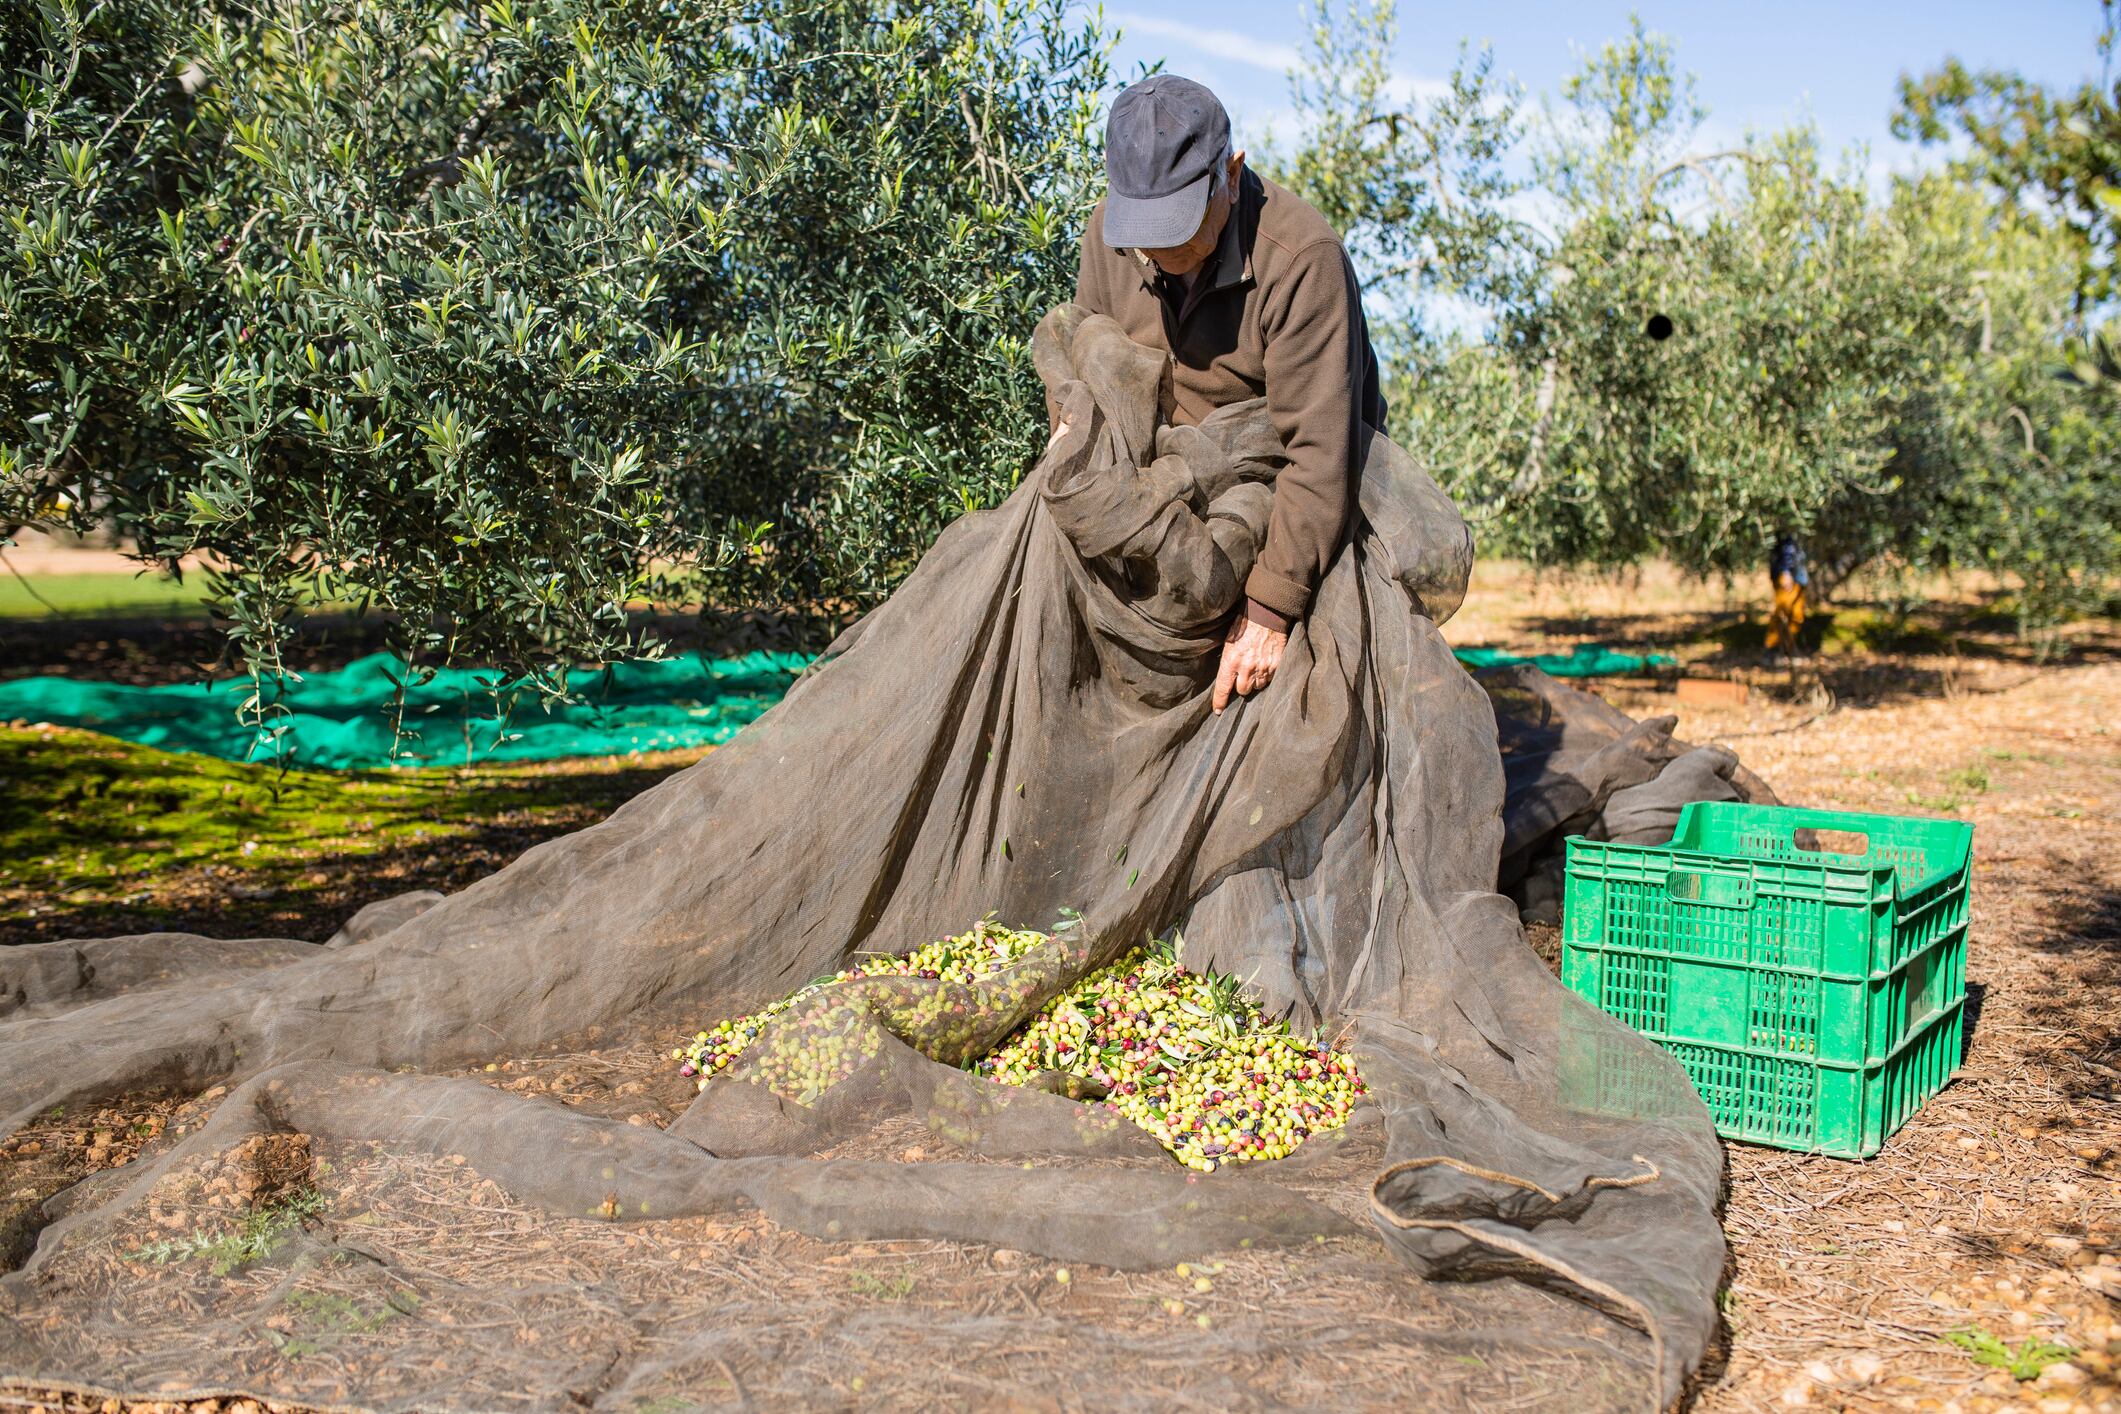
[{"x1": 1102, "y1": 171, "x2": 1213, "y2": 250}]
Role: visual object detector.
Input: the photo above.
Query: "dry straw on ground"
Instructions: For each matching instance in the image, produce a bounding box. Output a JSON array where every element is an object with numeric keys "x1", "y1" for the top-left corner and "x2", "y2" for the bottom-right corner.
[{"x1": 4, "y1": 567, "x2": 2116, "y2": 1411}]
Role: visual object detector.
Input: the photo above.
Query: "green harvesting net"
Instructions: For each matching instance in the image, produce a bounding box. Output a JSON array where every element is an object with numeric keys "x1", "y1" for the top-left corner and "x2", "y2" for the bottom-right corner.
[
  {"x1": 0, "y1": 649, "x2": 812, "y2": 768},
  {"x1": 1451, "y1": 642, "x2": 1675, "y2": 677},
  {"x1": 0, "y1": 642, "x2": 1661, "y2": 770}
]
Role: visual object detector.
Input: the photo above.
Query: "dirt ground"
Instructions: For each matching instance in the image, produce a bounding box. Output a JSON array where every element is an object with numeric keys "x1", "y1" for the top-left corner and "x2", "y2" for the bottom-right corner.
[{"x1": 2, "y1": 566, "x2": 2117, "y2": 1412}]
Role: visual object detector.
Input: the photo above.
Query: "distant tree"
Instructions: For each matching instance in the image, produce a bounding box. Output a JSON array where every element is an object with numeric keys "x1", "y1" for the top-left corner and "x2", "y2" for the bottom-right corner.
[
  {"x1": 1892, "y1": 0, "x2": 2119, "y2": 308},
  {"x1": 1870, "y1": 176, "x2": 2121, "y2": 638},
  {"x1": 1395, "y1": 18, "x2": 2119, "y2": 641},
  {"x1": 1408, "y1": 22, "x2": 1957, "y2": 579},
  {"x1": 1254, "y1": 0, "x2": 1527, "y2": 324}
]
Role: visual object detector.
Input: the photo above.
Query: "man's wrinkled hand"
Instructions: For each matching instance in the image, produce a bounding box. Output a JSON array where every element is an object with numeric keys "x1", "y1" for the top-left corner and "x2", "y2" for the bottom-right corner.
[{"x1": 1213, "y1": 612, "x2": 1288, "y2": 713}]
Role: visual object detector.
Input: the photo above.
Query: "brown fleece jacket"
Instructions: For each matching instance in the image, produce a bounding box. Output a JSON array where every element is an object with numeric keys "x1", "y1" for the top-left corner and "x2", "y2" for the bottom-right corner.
[{"x1": 1072, "y1": 167, "x2": 1387, "y2": 624}]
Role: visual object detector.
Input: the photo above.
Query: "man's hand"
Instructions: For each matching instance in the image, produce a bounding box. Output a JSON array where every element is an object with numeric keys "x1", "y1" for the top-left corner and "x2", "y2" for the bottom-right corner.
[{"x1": 1213, "y1": 610, "x2": 1288, "y2": 713}]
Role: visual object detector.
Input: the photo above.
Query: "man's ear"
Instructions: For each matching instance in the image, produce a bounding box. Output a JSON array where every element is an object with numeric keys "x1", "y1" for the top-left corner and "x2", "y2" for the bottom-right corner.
[{"x1": 1228, "y1": 149, "x2": 1247, "y2": 182}]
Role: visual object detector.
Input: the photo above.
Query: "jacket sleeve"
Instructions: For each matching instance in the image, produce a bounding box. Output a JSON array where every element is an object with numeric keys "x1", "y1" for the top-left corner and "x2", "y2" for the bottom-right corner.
[
  {"x1": 1052, "y1": 206, "x2": 1106, "y2": 429},
  {"x1": 1247, "y1": 239, "x2": 1366, "y2": 622},
  {"x1": 1074, "y1": 203, "x2": 1111, "y2": 314}
]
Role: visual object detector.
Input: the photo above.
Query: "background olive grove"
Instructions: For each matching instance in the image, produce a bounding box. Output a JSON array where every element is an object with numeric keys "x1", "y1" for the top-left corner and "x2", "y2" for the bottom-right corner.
[
  {"x1": 1287, "y1": 5, "x2": 2120, "y2": 639},
  {"x1": 3, "y1": 0, "x2": 2116, "y2": 705}
]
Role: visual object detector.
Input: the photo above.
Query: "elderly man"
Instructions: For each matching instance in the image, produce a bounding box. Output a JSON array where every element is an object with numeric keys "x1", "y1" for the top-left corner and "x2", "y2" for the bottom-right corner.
[{"x1": 1070, "y1": 74, "x2": 1386, "y2": 712}]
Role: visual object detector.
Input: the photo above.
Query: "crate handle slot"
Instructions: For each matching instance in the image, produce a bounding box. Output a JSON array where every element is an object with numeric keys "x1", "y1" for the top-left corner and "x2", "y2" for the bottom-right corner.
[
  {"x1": 1792, "y1": 827, "x2": 1869, "y2": 858},
  {"x1": 1666, "y1": 870, "x2": 1753, "y2": 909}
]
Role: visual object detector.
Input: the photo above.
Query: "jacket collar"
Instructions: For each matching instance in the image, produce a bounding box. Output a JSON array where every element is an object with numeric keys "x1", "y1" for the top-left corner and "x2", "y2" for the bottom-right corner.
[
  {"x1": 1203, "y1": 166, "x2": 1259, "y2": 293},
  {"x1": 1129, "y1": 167, "x2": 1259, "y2": 314}
]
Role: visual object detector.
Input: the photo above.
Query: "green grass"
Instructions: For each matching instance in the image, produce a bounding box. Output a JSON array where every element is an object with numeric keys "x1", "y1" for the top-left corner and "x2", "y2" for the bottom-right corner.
[
  {"x1": 0, "y1": 569, "x2": 213, "y2": 618},
  {"x1": 124, "y1": 1186, "x2": 328, "y2": 1275},
  {"x1": 268, "y1": 1288, "x2": 418, "y2": 1358},
  {"x1": 0, "y1": 566, "x2": 360, "y2": 619},
  {"x1": 848, "y1": 1270, "x2": 917, "y2": 1300},
  {"x1": 2, "y1": 723, "x2": 702, "y2": 941},
  {"x1": 1942, "y1": 1328, "x2": 2076, "y2": 1381},
  {"x1": 1811, "y1": 608, "x2": 1957, "y2": 657},
  {"x1": 1708, "y1": 607, "x2": 1961, "y2": 659},
  {"x1": 0, "y1": 725, "x2": 561, "y2": 901},
  {"x1": 1903, "y1": 759, "x2": 1994, "y2": 814}
]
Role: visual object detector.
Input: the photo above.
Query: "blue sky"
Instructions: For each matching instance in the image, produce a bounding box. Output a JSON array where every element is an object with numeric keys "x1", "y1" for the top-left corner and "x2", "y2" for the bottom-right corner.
[{"x1": 1103, "y1": 1, "x2": 2109, "y2": 181}]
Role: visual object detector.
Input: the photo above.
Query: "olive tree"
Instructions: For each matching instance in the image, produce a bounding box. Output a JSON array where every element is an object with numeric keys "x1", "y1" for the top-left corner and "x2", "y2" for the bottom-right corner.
[
  {"x1": 1389, "y1": 19, "x2": 2118, "y2": 638},
  {"x1": 1255, "y1": 0, "x2": 1526, "y2": 320},
  {"x1": 1892, "y1": 0, "x2": 2119, "y2": 308},
  {"x1": 3, "y1": 0, "x2": 1109, "y2": 711}
]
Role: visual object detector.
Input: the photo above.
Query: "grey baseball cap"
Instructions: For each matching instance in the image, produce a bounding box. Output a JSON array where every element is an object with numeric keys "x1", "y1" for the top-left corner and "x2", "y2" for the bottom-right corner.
[{"x1": 1101, "y1": 76, "x2": 1230, "y2": 249}]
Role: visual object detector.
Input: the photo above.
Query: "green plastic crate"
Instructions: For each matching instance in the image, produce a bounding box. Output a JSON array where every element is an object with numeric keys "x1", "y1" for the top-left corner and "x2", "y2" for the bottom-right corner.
[{"x1": 1560, "y1": 802, "x2": 1973, "y2": 1157}]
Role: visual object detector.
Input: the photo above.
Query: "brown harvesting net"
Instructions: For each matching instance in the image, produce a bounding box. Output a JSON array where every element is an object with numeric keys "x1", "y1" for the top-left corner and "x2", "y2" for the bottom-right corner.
[{"x1": 0, "y1": 307, "x2": 1763, "y2": 1411}]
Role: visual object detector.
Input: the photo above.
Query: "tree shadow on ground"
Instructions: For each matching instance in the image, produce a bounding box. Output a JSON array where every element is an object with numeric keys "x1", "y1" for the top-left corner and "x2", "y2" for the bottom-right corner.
[
  {"x1": 1516, "y1": 594, "x2": 2118, "y2": 692},
  {"x1": 2016, "y1": 882, "x2": 2121, "y2": 1109},
  {"x1": 1513, "y1": 607, "x2": 1751, "y2": 652}
]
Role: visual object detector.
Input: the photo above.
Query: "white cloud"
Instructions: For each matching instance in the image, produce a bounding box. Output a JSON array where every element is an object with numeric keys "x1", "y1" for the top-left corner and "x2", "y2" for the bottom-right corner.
[
  {"x1": 1382, "y1": 72, "x2": 1453, "y2": 106},
  {"x1": 1403, "y1": 287, "x2": 1496, "y2": 341},
  {"x1": 1501, "y1": 187, "x2": 1570, "y2": 243},
  {"x1": 1106, "y1": 15, "x2": 1463, "y2": 154},
  {"x1": 1233, "y1": 100, "x2": 1302, "y2": 147},
  {"x1": 1111, "y1": 12, "x2": 1301, "y2": 73}
]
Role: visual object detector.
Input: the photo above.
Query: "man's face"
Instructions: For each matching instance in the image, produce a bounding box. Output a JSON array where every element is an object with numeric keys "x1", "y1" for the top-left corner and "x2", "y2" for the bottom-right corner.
[{"x1": 1140, "y1": 151, "x2": 1245, "y2": 276}]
